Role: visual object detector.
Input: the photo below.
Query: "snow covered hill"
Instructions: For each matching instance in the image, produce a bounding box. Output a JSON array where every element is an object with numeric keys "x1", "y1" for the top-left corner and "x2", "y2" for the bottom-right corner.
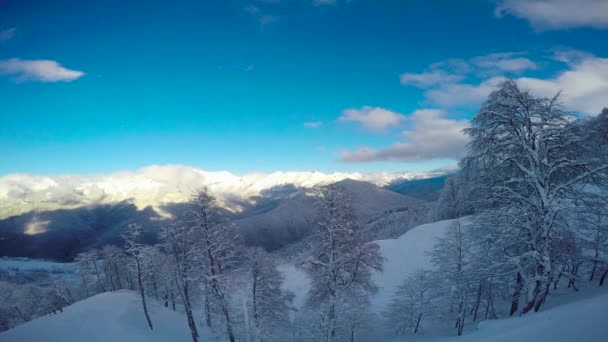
[
  {"x1": 0, "y1": 290, "x2": 211, "y2": 342},
  {"x1": 238, "y1": 179, "x2": 429, "y2": 249}
]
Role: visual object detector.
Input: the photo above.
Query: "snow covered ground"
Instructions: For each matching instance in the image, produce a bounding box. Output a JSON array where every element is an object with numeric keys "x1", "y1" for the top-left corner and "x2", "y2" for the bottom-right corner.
[
  {"x1": 371, "y1": 218, "x2": 460, "y2": 311},
  {"x1": 391, "y1": 291, "x2": 608, "y2": 342},
  {"x1": 0, "y1": 290, "x2": 211, "y2": 342},
  {"x1": 2, "y1": 287, "x2": 607, "y2": 341}
]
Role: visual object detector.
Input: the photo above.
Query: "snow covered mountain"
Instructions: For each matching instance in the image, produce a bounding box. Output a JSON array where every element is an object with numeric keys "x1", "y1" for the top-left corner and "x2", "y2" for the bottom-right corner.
[
  {"x1": 0, "y1": 173, "x2": 434, "y2": 260},
  {"x1": 0, "y1": 164, "x2": 432, "y2": 219}
]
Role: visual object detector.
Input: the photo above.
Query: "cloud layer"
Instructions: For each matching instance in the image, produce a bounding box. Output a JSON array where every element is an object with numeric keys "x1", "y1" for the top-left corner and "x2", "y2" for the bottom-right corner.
[
  {"x1": 400, "y1": 51, "x2": 608, "y2": 115},
  {"x1": 495, "y1": 0, "x2": 608, "y2": 30},
  {"x1": 341, "y1": 109, "x2": 469, "y2": 163},
  {"x1": 0, "y1": 58, "x2": 85, "y2": 83},
  {"x1": 0, "y1": 165, "x2": 428, "y2": 218}
]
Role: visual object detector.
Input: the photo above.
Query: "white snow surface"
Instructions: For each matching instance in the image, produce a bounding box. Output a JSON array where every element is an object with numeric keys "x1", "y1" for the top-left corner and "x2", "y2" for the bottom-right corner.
[
  {"x1": 371, "y1": 218, "x2": 459, "y2": 311},
  {"x1": 0, "y1": 290, "x2": 212, "y2": 342}
]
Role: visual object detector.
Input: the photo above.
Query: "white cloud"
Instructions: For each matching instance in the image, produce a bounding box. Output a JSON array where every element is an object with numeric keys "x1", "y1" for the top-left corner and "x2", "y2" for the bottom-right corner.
[
  {"x1": 518, "y1": 56, "x2": 608, "y2": 114},
  {"x1": 424, "y1": 76, "x2": 506, "y2": 108},
  {"x1": 421, "y1": 55, "x2": 608, "y2": 115},
  {"x1": 0, "y1": 58, "x2": 85, "y2": 83},
  {"x1": 495, "y1": 0, "x2": 608, "y2": 30},
  {"x1": 341, "y1": 109, "x2": 470, "y2": 162},
  {"x1": 338, "y1": 106, "x2": 405, "y2": 132},
  {"x1": 0, "y1": 28, "x2": 16, "y2": 42},
  {"x1": 304, "y1": 121, "x2": 323, "y2": 128}
]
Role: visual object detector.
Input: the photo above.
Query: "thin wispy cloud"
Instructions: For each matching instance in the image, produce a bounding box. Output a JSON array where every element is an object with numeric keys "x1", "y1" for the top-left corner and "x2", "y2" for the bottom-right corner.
[
  {"x1": 304, "y1": 121, "x2": 323, "y2": 128},
  {"x1": 0, "y1": 27, "x2": 16, "y2": 42},
  {"x1": 0, "y1": 58, "x2": 85, "y2": 83},
  {"x1": 400, "y1": 52, "x2": 536, "y2": 90},
  {"x1": 313, "y1": 0, "x2": 337, "y2": 6},
  {"x1": 495, "y1": 0, "x2": 608, "y2": 30},
  {"x1": 338, "y1": 106, "x2": 405, "y2": 133}
]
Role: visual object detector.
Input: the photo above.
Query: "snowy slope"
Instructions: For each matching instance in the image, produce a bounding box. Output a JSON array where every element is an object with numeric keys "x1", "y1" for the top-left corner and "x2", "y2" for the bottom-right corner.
[
  {"x1": 238, "y1": 179, "x2": 428, "y2": 249},
  {"x1": 452, "y1": 292, "x2": 608, "y2": 342},
  {"x1": 371, "y1": 218, "x2": 459, "y2": 311},
  {"x1": 279, "y1": 218, "x2": 460, "y2": 313},
  {"x1": 0, "y1": 290, "x2": 211, "y2": 342}
]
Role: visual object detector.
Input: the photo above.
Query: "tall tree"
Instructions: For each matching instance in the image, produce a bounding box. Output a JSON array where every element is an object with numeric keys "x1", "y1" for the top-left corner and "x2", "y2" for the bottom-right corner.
[
  {"x1": 246, "y1": 248, "x2": 294, "y2": 342},
  {"x1": 305, "y1": 185, "x2": 383, "y2": 342},
  {"x1": 160, "y1": 221, "x2": 201, "y2": 342},
  {"x1": 463, "y1": 80, "x2": 608, "y2": 314},
  {"x1": 123, "y1": 223, "x2": 154, "y2": 330},
  {"x1": 189, "y1": 189, "x2": 242, "y2": 342}
]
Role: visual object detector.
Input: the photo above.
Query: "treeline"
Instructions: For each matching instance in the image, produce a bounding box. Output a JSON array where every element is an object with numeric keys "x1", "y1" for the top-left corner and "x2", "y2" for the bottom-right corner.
[{"x1": 385, "y1": 80, "x2": 608, "y2": 337}]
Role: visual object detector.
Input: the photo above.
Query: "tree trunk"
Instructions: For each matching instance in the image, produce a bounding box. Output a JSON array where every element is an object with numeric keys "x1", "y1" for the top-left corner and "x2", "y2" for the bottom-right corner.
[
  {"x1": 535, "y1": 277, "x2": 552, "y2": 312},
  {"x1": 136, "y1": 261, "x2": 154, "y2": 330},
  {"x1": 522, "y1": 281, "x2": 540, "y2": 314},
  {"x1": 204, "y1": 289, "x2": 212, "y2": 327},
  {"x1": 114, "y1": 263, "x2": 123, "y2": 289},
  {"x1": 414, "y1": 312, "x2": 422, "y2": 334},
  {"x1": 472, "y1": 281, "x2": 483, "y2": 321},
  {"x1": 171, "y1": 290, "x2": 176, "y2": 311},
  {"x1": 509, "y1": 272, "x2": 523, "y2": 316},
  {"x1": 14, "y1": 306, "x2": 28, "y2": 322},
  {"x1": 183, "y1": 282, "x2": 199, "y2": 342},
  {"x1": 93, "y1": 261, "x2": 106, "y2": 292},
  {"x1": 599, "y1": 268, "x2": 608, "y2": 287}
]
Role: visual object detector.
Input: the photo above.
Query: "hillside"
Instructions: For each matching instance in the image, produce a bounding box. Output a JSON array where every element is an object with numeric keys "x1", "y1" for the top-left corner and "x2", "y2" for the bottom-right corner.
[
  {"x1": 0, "y1": 290, "x2": 211, "y2": 342},
  {"x1": 238, "y1": 179, "x2": 429, "y2": 249},
  {"x1": 3, "y1": 217, "x2": 608, "y2": 341}
]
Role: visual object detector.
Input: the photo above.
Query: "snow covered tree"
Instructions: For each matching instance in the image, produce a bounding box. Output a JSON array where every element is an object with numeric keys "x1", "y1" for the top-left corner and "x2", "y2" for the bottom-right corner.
[
  {"x1": 384, "y1": 269, "x2": 431, "y2": 336},
  {"x1": 122, "y1": 223, "x2": 154, "y2": 330},
  {"x1": 188, "y1": 189, "x2": 242, "y2": 342},
  {"x1": 338, "y1": 293, "x2": 377, "y2": 342},
  {"x1": 160, "y1": 220, "x2": 201, "y2": 342},
  {"x1": 245, "y1": 248, "x2": 294, "y2": 342},
  {"x1": 575, "y1": 192, "x2": 608, "y2": 285},
  {"x1": 74, "y1": 250, "x2": 106, "y2": 294},
  {"x1": 430, "y1": 219, "x2": 471, "y2": 336},
  {"x1": 305, "y1": 185, "x2": 383, "y2": 342},
  {"x1": 100, "y1": 245, "x2": 126, "y2": 291},
  {"x1": 462, "y1": 80, "x2": 608, "y2": 314}
]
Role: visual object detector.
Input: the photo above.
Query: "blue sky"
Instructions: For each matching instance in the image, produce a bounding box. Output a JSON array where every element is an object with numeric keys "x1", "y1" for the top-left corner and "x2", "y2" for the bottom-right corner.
[{"x1": 1, "y1": 0, "x2": 607, "y2": 175}]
